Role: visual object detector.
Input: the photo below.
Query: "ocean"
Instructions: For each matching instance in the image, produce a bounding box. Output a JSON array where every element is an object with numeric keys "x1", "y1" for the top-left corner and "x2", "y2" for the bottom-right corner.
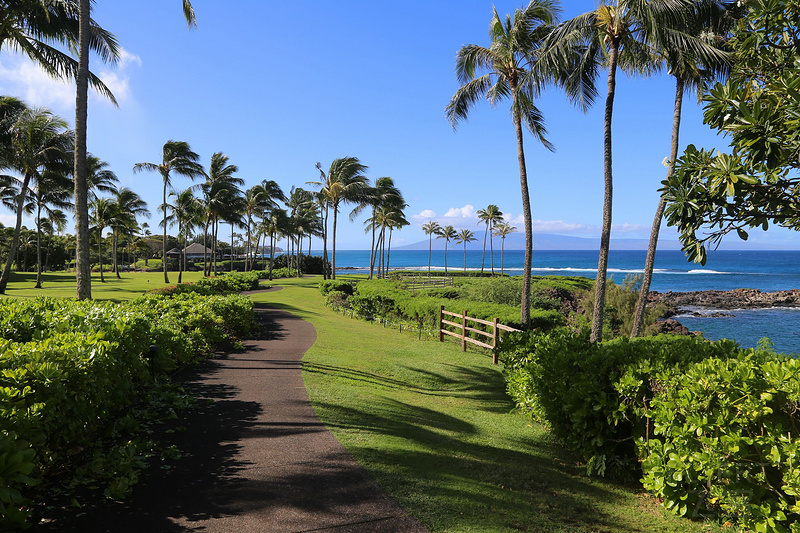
[{"x1": 325, "y1": 249, "x2": 800, "y2": 354}]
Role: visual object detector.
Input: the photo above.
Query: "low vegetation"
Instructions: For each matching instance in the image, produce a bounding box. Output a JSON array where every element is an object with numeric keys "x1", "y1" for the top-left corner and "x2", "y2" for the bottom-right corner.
[{"x1": 0, "y1": 272, "x2": 256, "y2": 529}]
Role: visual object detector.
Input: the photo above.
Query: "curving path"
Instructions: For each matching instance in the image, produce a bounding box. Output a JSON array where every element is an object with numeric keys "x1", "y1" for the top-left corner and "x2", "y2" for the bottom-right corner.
[{"x1": 37, "y1": 295, "x2": 428, "y2": 532}]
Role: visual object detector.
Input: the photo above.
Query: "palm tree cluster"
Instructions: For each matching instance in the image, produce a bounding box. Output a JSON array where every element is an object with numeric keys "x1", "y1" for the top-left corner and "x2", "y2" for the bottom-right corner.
[{"x1": 448, "y1": 0, "x2": 732, "y2": 337}]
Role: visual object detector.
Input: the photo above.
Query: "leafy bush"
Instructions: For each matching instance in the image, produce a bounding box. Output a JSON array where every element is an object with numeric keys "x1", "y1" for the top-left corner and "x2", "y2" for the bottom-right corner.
[
  {"x1": 324, "y1": 290, "x2": 351, "y2": 310},
  {"x1": 640, "y1": 349, "x2": 800, "y2": 532},
  {"x1": 318, "y1": 280, "x2": 355, "y2": 296},
  {"x1": 271, "y1": 254, "x2": 328, "y2": 275},
  {"x1": 0, "y1": 293, "x2": 254, "y2": 528},
  {"x1": 497, "y1": 330, "x2": 741, "y2": 477},
  {"x1": 581, "y1": 274, "x2": 671, "y2": 338}
]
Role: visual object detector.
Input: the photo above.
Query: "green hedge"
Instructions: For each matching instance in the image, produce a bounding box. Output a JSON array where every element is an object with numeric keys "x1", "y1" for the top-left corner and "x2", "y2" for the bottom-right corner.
[
  {"x1": 497, "y1": 330, "x2": 800, "y2": 532},
  {"x1": 0, "y1": 290, "x2": 254, "y2": 528}
]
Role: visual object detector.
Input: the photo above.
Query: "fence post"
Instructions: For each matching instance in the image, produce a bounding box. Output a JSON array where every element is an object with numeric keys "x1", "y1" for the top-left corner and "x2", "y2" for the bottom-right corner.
[
  {"x1": 492, "y1": 317, "x2": 499, "y2": 365},
  {"x1": 461, "y1": 310, "x2": 467, "y2": 352},
  {"x1": 439, "y1": 305, "x2": 445, "y2": 342}
]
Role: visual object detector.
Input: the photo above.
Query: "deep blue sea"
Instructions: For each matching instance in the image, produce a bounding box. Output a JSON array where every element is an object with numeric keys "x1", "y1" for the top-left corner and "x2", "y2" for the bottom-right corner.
[{"x1": 324, "y1": 249, "x2": 800, "y2": 354}]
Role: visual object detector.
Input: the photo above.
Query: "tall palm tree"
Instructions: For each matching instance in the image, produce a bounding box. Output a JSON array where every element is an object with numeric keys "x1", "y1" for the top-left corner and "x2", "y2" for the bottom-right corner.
[
  {"x1": 308, "y1": 157, "x2": 368, "y2": 279},
  {"x1": 493, "y1": 222, "x2": 518, "y2": 274},
  {"x1": 422, "y1": 220, "x2": 441, "y2": 277},
  {"x1": 167, "y1": 188, "x2": 202, "y2": 282},
  {"x1": 350, "y1": 176, "x2": 404, "y2": 279},
  {"x1": 544, "y1": 0, "x2": 726, "y2": 341},
  {"x1": 243, "y1": 185, "x2": 270, "y2": 271},
  {"x1": 25, "y1": 166, "x2": 73, "y2": 288},
  {"x1": 250, "y1": 180, "x2": 284, "y2": 271},
  {"x1": 260, "y1": 208, "x2": 288, "y2": 278},
  {"x1": 0, "y1": 106, "x2": 72, "y2": 294},
  {"x1": 195, "y1": 152, "x2": 243, "y2": 276},
  {"x1": 447, "y1": 1, "x2": 560, "y2": 328},
  {"x1": 86, "y1": 155, "x2": 119, "y2": 201},
  {"x1": 75, "y1": 0, "x2": 191, "y2": 299},
  {"x1": 133, "y1": 140, "x2": 203, "y2": 283},
  {"x1": 477, "y1": 204, "x2": 503, "y2": 274},
  {"x1": 89, "y1": 196, "x2": 113, "y2": 282},
  {"x1": 109, "y1": 188, "x2": 149, "y2": 279},
  {"x1": 436, "y1": 225, "x2": 457, "y2": 276},
  {"x1": 630, "y1": 1, "x2": 733, "y2": 337},
  {"x1": 455, "y1": 228, "x2": 477, "y2": 273}
]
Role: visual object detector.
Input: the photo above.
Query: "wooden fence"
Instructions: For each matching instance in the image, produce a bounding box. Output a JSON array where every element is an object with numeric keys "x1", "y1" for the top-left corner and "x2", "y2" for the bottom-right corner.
[
  {"x1": 438, "y1": 305, "x2": 522, "y2": 364},
  {"x1": 405, "y1": 277, "x2": 454, "y2": 291}
]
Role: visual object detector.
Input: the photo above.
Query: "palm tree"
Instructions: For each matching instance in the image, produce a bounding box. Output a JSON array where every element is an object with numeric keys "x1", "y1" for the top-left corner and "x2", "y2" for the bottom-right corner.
[
  {"x1": 260, "y1": 208, "x2": 289, "y2": 278},
  {"x1": 455, "y1": 228, "x2": 477, "y2": 273},
  {"x1": 477, "y1": 204, "x2": 503, "y2": 274},
  {"x1": 133, "y1": 140, "x2": 204, "y2": 283},
  {"x1": 90, "y1": 196, "x2": 113, "y2": 282},
  {"x1": 308, "y1": 157, "x2": 368, "y2": 279},
  {"x1": 630, "y1": 1, "x2": 733, "y2": 337},
  {"x1": 447, "y1": 1, "x2": 560, "y2": 328},
  {"x1": 250, "y1": 180, "x2": 284, "y2": 271},
  {"x1": 168, "y1": 188, "x2": 202, "y2": 282},
  {"x1": 195, "y1": 152, "x2": 243, "y2": 275},
  {"x1": 493, "y1": 222, "x2": 518, "y2": 274},
  {"x1": 75, "y1": 0, "x2": 191, "y2": 299},
  {"x1": 543, "y1": 0, "x2": 726, "y2": 341},
  {"x1": 109, "y1": 188, "x2": 149, "y2": 279},
  {"x1": 0, "y1": 106, "x2": 72, "y2": 294},
  {"x1": 86, "y1": 155, "x2": 119, "y2": 201},
  {"x1": 25, "y1": 166, "x2": 73, "y2": 288},
  {"x1": 350, "y1": 176, "x2": 404, "y2": 279},
  {"x1": 422, "y1": 221, "x2": 441, "y2": 277},
  {"x1": 436, "y1": 225, "x2": 457, "y2": 276}
]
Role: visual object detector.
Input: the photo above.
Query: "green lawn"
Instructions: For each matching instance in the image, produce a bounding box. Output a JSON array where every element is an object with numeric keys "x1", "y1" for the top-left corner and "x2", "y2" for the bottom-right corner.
[
  {"x1": 250, "y1": 277, "x2": 724, "y2": 533},
  {"x1": 0, "y1": 270, "x2": 206, "y2": 300}
]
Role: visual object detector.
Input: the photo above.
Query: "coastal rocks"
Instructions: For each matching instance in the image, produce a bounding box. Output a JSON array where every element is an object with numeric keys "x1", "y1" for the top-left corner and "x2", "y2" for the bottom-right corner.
[
  {"x1": 654, "y1": 318, "x2": 691, "y2": 336},
  {"x1": 648, "y1": 288, "x2": 800, "y2": 310}
]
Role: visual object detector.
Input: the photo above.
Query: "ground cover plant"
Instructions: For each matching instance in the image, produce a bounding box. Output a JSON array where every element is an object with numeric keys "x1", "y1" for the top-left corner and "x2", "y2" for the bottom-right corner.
[
  {"x1": 252, "y1": 276, "x2": 725, "y2": 532},
  {"x1": 0, "y1": 272, "x2": 254, "y2": 528}
]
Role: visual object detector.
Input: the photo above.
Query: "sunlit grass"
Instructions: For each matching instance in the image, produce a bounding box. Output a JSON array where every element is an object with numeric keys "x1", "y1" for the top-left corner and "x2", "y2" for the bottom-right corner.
[
  {"x1": 250, "y1": 276, "x2": 723, "y2": 533},
  {"x1": 1, "y1": 270, "x2": 206, "y2": 301}
]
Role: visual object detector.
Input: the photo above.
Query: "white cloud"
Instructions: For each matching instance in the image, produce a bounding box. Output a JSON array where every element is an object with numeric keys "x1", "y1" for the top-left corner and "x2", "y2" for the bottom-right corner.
[
  {"x1": 411, "y1": 209, "x2": 437, "y2": 221},
  {"x1": 443, "y1": 204, "x2": 475, "y2": 218},
  {"x1": 532, "y1": 219, "x2": 592, "y2": 234},
  {"x1": 0, "y1": 48, "x2": 141, "y2": 114},
  {"x1": 0, "y1": 214, "x2": 16, "y2": 227}
]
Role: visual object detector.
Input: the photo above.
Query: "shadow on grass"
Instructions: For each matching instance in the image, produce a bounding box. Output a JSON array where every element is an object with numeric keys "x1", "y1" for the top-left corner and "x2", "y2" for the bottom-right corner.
[{"x1": 313, "y1": 395, "x2": 649, "y2": 533}]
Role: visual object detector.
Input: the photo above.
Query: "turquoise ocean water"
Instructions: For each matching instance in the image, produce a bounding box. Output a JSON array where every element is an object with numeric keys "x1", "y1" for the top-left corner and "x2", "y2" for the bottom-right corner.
[{"x1": 325, "y1": 249, "x2": 800, "y2": 354}]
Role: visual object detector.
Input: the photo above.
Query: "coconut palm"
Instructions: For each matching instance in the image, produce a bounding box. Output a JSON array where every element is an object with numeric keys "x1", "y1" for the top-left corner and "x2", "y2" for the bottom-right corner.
[
  {"x1": 543, "y1": 0, "x2": 728, "y2": 341},
  {"x1": 250, "y1": 180, "x2": 285, "y2": 271},
  {"x1": 109, "y1": 188, "x2": 149, "y2": 278},
  {"x1": 86, "y1": 155, "x2": 119, "y2": 201},
  {"x1": 133, "y1": 140, "x2": 204, "y2": 283},
  {"x1": 493, "y1": 222, "x2": 518, "y2": 274},
  {"x1": 630, "y1": 1, "x2": 733, "y2": 337},
  {"x1": 260, "y1": 208, "x2": 289, "y2": 278},
  {"x1": 350, "y1": 176, "x2": 404, "y2": 279},
  {"x1": 308, "y1": 157, "x2": 368, "y2": 279},
  {"x1": 436, "y1": 225, "x2": 457, "y2": 276},
  {"x1": 422, "y1": 221, "x2": 441, "y2": 277},
  {"x1": 90, "y1": 196, "x2": 113, "y2": 282},
  {"x1": 195, "y1": 152, "x2": 243, "y2": 275},
  {"x1": 455, "y1": 228, "x2": 477, "y2": 273},
  {"x1": 0, "y1": 106, "x2": 72, "y2": 294},
  {"x1": 75, "y1": 0, "x2": 192, "y2": 299},
  {"x1": 446, "y1": 1, "x2": 560, "y2": 328},
  {"x1": 477, "y1": 205, "x2": 503, "y2": 274},
  {"x1": 167, "y1": 188, "x2": 202, "y2": 282}
]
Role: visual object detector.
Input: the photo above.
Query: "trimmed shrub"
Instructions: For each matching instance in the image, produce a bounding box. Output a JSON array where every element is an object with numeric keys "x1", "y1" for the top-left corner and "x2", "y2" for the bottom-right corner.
[
  {"x1": 497, "y1": 330, "x2": 742, "y2": 477},
  {"x1": 319, "y1": 280, "x2": 355, "y2": 296}
]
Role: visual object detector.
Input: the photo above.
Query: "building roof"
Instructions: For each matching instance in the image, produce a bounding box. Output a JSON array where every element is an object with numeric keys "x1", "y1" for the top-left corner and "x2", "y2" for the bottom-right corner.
[{"x1": 183, "y1": 243, "x2": 212, "y2": 254}]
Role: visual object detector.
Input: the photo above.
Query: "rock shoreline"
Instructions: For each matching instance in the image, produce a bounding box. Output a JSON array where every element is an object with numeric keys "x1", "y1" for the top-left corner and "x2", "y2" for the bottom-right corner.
[{"x1": 649, "y1": 288, "x2": 800, "y2": 312}]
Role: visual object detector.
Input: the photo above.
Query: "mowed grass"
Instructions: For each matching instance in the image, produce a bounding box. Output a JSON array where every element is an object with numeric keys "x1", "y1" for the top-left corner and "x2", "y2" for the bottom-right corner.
[
  {"x1": 250, "y1": 276, "x2": 724, "y2": 533},
  {"x1": 0, "y1": 270, "x2": 206, "y2": 301}
]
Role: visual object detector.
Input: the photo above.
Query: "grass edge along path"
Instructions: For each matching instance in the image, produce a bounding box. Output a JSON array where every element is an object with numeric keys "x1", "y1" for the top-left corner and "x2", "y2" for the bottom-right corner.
[{"x1": 250, "y1": 277, "x2": 724, "y2": 533}]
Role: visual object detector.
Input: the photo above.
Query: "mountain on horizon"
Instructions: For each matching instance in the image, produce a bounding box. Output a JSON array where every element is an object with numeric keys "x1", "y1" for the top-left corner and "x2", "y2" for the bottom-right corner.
[{"x1": 394, "y1": 231, "x2": 685, "y2": 251}]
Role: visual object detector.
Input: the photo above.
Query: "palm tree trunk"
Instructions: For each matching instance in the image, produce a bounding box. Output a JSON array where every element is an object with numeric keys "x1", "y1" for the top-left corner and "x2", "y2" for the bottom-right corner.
[
  {"x1": 369, "y1": 209, "x2": 376, "y2": 279},
  {"x1": 631, "y1": 76, "x2": 685, "y2": 337},
  {"x1": 35, "y1": 205, "x2": 43, "y2": 288},
  {"x1": 489, "y1": 224, "x2": 495, "y2": 274},
  {"x1": 178, "y1": 221, "x2": 184, "y2": 284},
  {"x1": 162, "y1": 178, "x2": 169, "y2": 284},
  {"x1": 501, "y1": 238, "x2": 505, "y2": 274},
  {"x1": 74, "y1": 0, "x2": 92, "y2": 300},
  {"x1": 114, "y1": 231, "x2": 121, "y2": 279},
  {"x1": 230, "y1": 220, "x2": 234, "y2": 272},
  {"x1": 444, "y1": 241, "x2": 448, "y2": 275},
  {"x1": 463, "y1": 243, "x2": 467, "y2": 273},
  {"x1": 428, "y1": 234, "x2": 432, "y2": 277},
  {"x1": 0, "y1": 174, "x2": 32, "y2": 293},
  {"x1": 512, "y1": 90, "x2": 533, "y2": 330},
  {"x1": 387, "y1": 228, "x2": 393, "y2": 274},
  {"x1": 590, "y1": 45, "x2": 619, "y2": 343},
  {"x1": 98, "y1": 230, "x2": 105, "y2": 283},
  {"x1": 481, "y1": 224, "x2": 488, "y2": 274},
  {"x1": 331, "y1": 204, "x2": 338, "y2": 280},
  {"x1": 203, "y1": 217, "x2": 210, "y2": 276}
]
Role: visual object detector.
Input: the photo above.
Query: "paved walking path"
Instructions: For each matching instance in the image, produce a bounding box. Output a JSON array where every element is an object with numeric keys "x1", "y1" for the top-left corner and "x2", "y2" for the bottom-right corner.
[{"x1": 39, "y1": 296, "x2": 428, "y2": 532}]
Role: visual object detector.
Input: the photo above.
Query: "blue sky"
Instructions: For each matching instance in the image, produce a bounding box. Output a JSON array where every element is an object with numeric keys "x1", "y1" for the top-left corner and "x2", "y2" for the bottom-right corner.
[{"x1": 1, "y1": 0, "x2": 798, "y2": 251}]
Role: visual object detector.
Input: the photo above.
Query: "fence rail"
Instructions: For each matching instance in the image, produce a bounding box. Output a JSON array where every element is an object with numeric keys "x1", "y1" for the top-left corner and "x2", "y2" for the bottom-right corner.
[{"x1": 438, "y1": 306, "x2": 522, "y2": 364}]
